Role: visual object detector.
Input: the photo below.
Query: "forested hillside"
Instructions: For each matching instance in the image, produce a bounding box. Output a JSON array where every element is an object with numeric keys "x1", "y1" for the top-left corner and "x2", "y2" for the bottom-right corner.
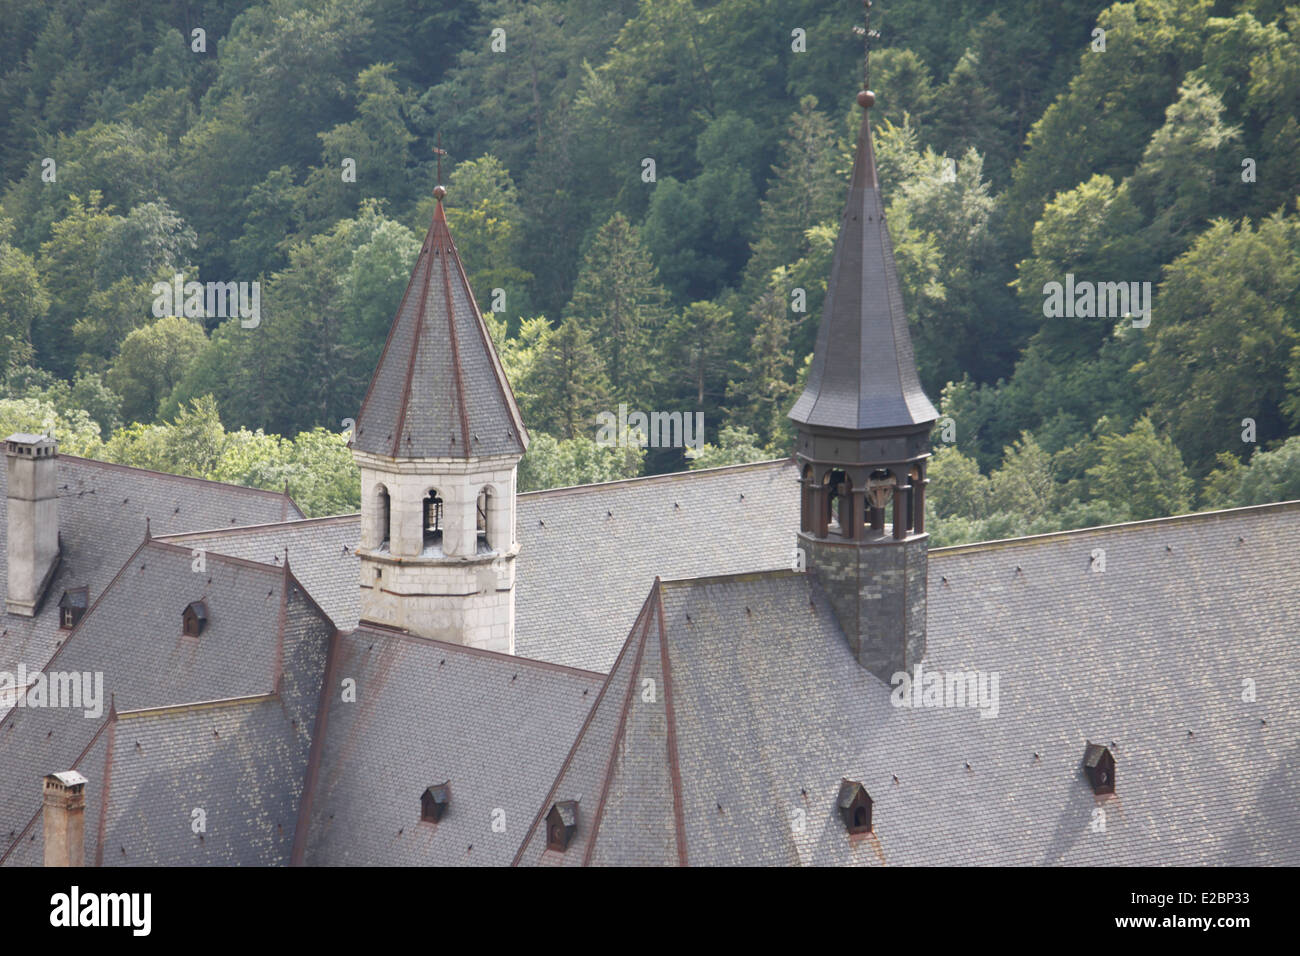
[{"x1": 1, "y1": 0, "x2": 1298, "y2": 541}]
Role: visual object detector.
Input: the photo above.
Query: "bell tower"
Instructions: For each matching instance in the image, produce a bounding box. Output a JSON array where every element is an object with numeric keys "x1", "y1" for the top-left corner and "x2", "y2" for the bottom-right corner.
[
  {"x1": 351, "y1": 184, "x2": 528, "y2": 653},
  {"x1": 789, "y1": 87, "x2": 938, "y2": 681}
]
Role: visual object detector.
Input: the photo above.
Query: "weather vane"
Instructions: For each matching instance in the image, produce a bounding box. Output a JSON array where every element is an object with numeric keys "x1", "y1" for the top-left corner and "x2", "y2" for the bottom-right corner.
[
  {"x1": 432, "y1": 134, "x2": 449, "y2": 200},
  {"x1": 853, "y1": 0, "x2": 881, "y2": 91}
]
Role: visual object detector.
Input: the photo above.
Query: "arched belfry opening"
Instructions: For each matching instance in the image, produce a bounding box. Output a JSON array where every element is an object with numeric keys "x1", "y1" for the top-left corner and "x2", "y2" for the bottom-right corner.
[
  {"x1": 867, "y1": 469, "x2": 891, "y2": 533},
  {"x1": 909, "y1": 462, "x2": 926, "y2": 535},
  {"x1": 800, "y1": 465, "x2": 815, "y2": 532},
  {"x1": 821, "y1": 469, "x2": 856, "y2": 539},
  {"x1": 423, "y1": 489, "x2": 443, "y2": 549},
  {"x1": 375, "y1": 484, "x2": 392, "y2": 549},
  {"x1": 476, "y1": 486, "x2": 492, "y2": 551}
]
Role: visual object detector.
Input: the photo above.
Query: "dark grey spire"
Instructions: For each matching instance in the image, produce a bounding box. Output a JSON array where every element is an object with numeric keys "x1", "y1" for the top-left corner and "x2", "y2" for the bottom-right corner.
[
  {"x1": 353, "y1": 188, "x2": 528, "y2": 460},
  {"x1": 788, "y1": 97, "x2": 937, "y2": 432}
]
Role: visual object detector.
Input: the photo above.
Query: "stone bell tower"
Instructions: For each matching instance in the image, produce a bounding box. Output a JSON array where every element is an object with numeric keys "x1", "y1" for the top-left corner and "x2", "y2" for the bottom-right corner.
[
  {"x1": 351, "y1": 184, "x2": 529, "y2": 653},
  {"x1": 788, "y1": 88, "x2": 939, "y2": 681}
]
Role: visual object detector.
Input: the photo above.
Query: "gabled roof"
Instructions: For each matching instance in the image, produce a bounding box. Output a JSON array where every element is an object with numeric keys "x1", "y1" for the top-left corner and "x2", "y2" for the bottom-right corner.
[
  {"x1": 164, "y1": 458, "x2": 802, "y2": 673},
  {"x1": 352, "y1": 191, "x2": 528, "y2": 460},
  {"x1": 159, "y1": 514, "x2": 361, "y2": 632},
  {"x1": 518, "y1": 499, "x2": 1300, "y2": 866},
  {"x1": 2, "y1": 694, "x2": 308, "y2": 867},
  {"x1": 295, "y1": 624, "x2": 602, "y2": 866},
  {"x1": 57, "y1": 588, "x2": 88, "y2": 610},
  {"x1": 0, "y1": 455, "x2": 302, "y2": 689},
  {"x1": 0, "y1": 540, "x2": 335, "y2": 866},
  {"x1": 514, "y1": 581, "x2": 687, "y2": 866},
  {"x1": 837, "y1": 779, "x2": 868, "y2": 809},
  {"x1": 788, "y1": 98, "x2": 938, "y2": 432}
]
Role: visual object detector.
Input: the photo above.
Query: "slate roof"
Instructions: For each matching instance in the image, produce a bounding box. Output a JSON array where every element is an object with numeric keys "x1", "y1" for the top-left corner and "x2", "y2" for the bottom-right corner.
[
  {"x1": 296, "y1": 624, "x2": 602, "y2": 866},
  {"x1": 0, "y1": 540, "x2": 334, "y2": 866},
  {"x1": 515, "y1": 458, "x2": 799, "y2": 671},
  {"x1": 0, "y1": 455, "x2": 301, "y2": 689},
  {"x1": 2, "y1": 694, "x2": 309, "y2": 867},
  {"x1": 517, "y1": 500, "x2": 1300, "y2": 865},
  {"x1": 514, "y1": 584, "x2": 685, "y2": 866},
  {"x1": 162, "y1": 458, "x2": 801, "y2": 673},
  {"x1": 4, "y1": 444, "x2": 1295, "y2": 867},
  {"x1": 788, "y1": 104, "x2": 937, "y2": 432},
  {"x1": 352, "y1": 193, "x2": 528, "y2": 460},
  {"x1": 160, "y1": 515, "x2": 362, "y2": 631}
]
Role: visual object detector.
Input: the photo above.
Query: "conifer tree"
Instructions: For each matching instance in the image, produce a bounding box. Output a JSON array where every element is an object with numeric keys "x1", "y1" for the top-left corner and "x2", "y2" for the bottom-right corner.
[
  {"x1": 727, "y1": 283, "x2": 795, "y2": 448},
  {"x1": 566, "y1": 212, "x2": 670, "y2": 407},
  {"x1": 741, "y1": 96, "x2": 842, "y2": 302},
  {"x1": 531, "y1": 314, "x2": 612, "y2": 440}
]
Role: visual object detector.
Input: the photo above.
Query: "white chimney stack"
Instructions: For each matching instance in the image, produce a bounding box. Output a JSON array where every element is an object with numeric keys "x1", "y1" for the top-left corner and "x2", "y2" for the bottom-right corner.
[{"x1": 6, "y1": 433, "x2": 60, "y2": 616}]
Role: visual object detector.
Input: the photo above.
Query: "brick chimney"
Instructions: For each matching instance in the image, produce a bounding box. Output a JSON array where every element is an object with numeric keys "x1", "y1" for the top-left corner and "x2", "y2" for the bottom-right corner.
[
  {"x1": 6, "y1": 434, "x2": 60, "y2": 616},
  {"x1": 42, "y1": 770, "x2": 87, "y2": 867}
]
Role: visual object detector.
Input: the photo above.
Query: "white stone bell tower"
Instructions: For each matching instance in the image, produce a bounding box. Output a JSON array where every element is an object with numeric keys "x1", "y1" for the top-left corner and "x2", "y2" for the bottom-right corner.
[{"x1": 351, "y1": 184, "x2": 528, "y2": 653}]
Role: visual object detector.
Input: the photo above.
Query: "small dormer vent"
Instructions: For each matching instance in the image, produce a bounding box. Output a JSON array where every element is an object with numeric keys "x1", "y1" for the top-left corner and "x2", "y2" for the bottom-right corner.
[
  {"x1": 1083, "y1": 742, "x2": 1115, "y2": 794},
  {"x1": 57, "y1": 588, "x2": 88, "y2": 630},
  {"x1": 182, "y1": 600, "x2": 208, "y2": 637},
  {"x1": 837, "y1": 779, "x2": 873, "y2": 834},
  {"x1": 421, "y1": 782, "x2": 450, "y2": 823},
  {"x1": 546, "y1": 800, "x2": 578, "y2": 852}
]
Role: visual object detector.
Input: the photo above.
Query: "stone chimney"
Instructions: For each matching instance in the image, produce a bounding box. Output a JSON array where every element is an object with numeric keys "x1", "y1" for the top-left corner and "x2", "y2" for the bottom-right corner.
[
  {"x1": 6, "y1": 433, "x2": 60, "y2": 616},
  {"x1": 42, "y1": 770, "x2": 87, "y2": 867}
]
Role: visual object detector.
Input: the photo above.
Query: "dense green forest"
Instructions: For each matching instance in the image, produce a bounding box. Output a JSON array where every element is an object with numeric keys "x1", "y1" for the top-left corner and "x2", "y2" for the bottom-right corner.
[{"x1": 1, "y1": 0, "x2": 1299, "y2": 541}]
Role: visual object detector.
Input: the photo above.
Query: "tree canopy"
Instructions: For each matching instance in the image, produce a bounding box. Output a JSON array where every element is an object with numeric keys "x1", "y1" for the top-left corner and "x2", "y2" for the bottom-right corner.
[{"x1": 1, "y1": 0, "x2": 1297, "y2": 533}]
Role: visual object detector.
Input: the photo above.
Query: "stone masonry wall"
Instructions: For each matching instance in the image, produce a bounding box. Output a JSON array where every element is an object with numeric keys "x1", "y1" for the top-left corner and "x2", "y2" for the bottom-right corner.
[{"x1": 801, "y1": 532, "x2": 928, "y2": 682}]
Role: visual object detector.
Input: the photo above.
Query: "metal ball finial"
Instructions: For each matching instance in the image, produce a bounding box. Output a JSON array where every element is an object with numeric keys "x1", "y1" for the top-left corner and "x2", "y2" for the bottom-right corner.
[
  {"x1": 433, "y1": 184, "x2": 447, "y2": 200},
  {"x1": 857, "y1": 89, "x2": 876, "y2": 109}
]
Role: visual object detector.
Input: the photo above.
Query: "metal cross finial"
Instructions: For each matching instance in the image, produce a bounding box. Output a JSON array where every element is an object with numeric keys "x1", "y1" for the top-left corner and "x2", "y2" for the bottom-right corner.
[
  {"x1": 853, "y1": 0, "x2": 880, "y2": 91},
  {"x1": 433, "y1": 133, "x2": 448, "y2": 187}
]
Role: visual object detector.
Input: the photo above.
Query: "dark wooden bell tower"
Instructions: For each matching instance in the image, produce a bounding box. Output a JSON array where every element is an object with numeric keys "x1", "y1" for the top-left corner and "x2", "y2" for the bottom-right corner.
[{"x1": 788, "y1": 86, "x2": 938, "y2": 681}]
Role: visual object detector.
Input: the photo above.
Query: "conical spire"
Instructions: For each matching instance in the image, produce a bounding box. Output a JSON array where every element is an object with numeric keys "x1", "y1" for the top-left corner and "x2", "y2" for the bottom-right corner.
[
  {"x1": 353, "y1": 186, "x2": 528, "y2": 459},
  {"x1": 788, "y1": 92, "x2": 937, "y2": 432}
]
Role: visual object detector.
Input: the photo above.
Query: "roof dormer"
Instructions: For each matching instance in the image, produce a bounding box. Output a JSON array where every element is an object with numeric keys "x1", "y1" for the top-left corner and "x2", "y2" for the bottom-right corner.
[
  {"x1": 837, "y1": 779, "x2": 873, "y2": 834},
  {"x1": 1083, "y1": 743, "x2": 1115, "y2": 795},
  {"x1": 57, "y1": 588, "x2": 88, "y2": 630},
  {"x1": 183, "y1": 600, "x2": 208, "y2": 637},
  {"x1": 421, "y1": 782, "x2": 450, "y2": 823},
  {"x1": 546, "y1": 800, "x2": 578, "y2": 852}
]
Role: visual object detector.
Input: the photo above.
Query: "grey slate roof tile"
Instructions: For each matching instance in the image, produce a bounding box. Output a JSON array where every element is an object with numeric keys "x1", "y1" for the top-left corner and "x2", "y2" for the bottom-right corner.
[
  {"x1": 161, "y1": 515, "x2": 362, "y2": 631},
  {"x1": 518, "y1": 502, "x2": 1300, "y2": 865},
  {"x1": 10, "y1": 442, "x2": 1292, "y2": 867},
  {"x1": 4, "y1": 695, "x2": 311, "y2": 867},
  {"x1": 514, "y1": 459, "x2": 800, "y2": 672},
  {"x1": 514, "y1": 587, "x2": 683, "y2": 866},
  {"x1": 299, "y1": 624, "x2": 602, "y2": 866},
  {"x1": 789, "y1": 109, "x2": 937, "y2": 431},
  {"x1": 0, "y1": 540, "x2": 333, "y2": 866},
  {"x1": 0, "y1": 455, "x2": 300, "y2": 687},
  {"x1": 96, "y1": 697, "x2": 308, "y2": 866},
  {"x1": 166, "y1": 458, "x2": 801, "y2": 674}
]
